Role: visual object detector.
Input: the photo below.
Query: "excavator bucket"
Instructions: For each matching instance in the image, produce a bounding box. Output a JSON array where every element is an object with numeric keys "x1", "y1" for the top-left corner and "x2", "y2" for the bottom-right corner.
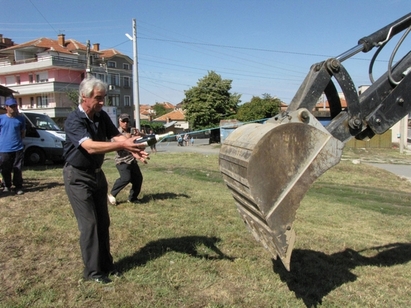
[{"x1": 219, "y1": 109, "x2": 344, "y2": 270}]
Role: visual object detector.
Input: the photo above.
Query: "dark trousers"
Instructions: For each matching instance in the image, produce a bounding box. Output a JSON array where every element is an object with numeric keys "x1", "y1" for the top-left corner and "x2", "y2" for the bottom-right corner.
[
  {"x1": 63, "y1": 164, "x2": 114, "y2": 279},
  {"x1": 111, "y1": 161, "x2": 143, "y2": 201},
  {"x1": 0, "y1": 150, "x2": 24, "y2": 189}
]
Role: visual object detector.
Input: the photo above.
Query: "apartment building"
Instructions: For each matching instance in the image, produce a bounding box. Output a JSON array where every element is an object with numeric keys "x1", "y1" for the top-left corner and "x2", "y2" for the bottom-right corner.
[{"x1": 0, "y1": 34, "x2": 134, "y2": 127}]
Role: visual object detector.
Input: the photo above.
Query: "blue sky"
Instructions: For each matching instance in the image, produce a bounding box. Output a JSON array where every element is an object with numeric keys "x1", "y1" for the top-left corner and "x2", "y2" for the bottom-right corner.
[{"x1": 1, "y1": 0, "x2": 411, "y2": 106}]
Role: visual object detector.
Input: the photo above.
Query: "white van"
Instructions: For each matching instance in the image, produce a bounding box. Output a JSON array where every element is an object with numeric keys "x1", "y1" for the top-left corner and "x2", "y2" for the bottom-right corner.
[{"x1": 22, "y1": 112, "x2": 66, "y2": 165}]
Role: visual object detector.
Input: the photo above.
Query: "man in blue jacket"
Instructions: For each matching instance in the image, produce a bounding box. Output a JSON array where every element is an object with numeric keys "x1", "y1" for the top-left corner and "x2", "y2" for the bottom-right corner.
[{"x1": 0, "y1": 97, "x2": 26, "y2": 195}]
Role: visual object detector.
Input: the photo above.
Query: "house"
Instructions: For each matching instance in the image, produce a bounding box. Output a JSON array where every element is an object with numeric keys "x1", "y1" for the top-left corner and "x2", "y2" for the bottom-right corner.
[
  {"x1": 153, "y1": 109, "x2": 188, "y2": 135},
  {"x1": 0, "y1": 34, "x2": 14, "y2": 49},
  {"x1": 279, "y1": 101, "x2": 288, "y2": 112},
  {"x1": 162, "y1": 101, "x2": 176, "y2": 110},
  {"x1": 139, "y1": 104, "x2": 156, "y2": 121},
  {"x1": 97, "y1": 47, "x2": 134, "y2": 122},
  {"x1": 0, "y1": 34, "x2": 135, "y2": 126}
]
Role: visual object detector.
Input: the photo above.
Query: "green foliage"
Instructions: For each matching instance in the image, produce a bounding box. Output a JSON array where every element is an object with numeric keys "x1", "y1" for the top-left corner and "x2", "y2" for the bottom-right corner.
[
  {"x1": 140, "y1": 120, "x2": 165, "y2": 133},
  {"x1": 236, "y1": 93, "x2": 282, "y2": 122},
  {"x1": 152, "y1": 103, "x2": 172, "y2": 118},
  {"x1": 105, "y1": 98, "x2": 113, "y2": 106},
  {"x1": 183, "y1": 71, "x2": 241, "y2": 130},
  {"x1": 65, "y1": 89, "x2": 79, "y2": 109}
]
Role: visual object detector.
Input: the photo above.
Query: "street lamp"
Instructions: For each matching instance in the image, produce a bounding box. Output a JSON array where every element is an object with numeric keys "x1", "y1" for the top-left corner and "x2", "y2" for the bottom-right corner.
[{"x1": 125, "y1": 18, "x2": 140, "y2": 129}]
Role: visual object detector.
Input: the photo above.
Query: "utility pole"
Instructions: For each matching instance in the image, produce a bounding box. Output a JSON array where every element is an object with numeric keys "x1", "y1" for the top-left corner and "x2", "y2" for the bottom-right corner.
[
  {"x1": 126, "y1": 19, "x2": 140, "y2": 129},
  {"x1": 86, "y1": 40, "x2": 91, "y2": 78}
]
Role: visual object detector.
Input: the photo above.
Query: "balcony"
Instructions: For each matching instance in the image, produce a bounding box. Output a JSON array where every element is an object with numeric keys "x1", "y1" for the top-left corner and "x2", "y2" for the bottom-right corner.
[
  {"x1": 6, "y1": 81, "x2": 79, "y2": 95},
  {"x1": 0, "y1": 55, "x2": 86, "y2": 73}
]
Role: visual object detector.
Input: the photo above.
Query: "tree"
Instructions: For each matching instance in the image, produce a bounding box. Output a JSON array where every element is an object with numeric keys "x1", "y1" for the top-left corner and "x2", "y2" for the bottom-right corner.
[
  {"x1": 152, "y1": 103, "x2": 172, "y2": 118},
  {"x1": 236, "y1": 93, "x2": 282, "y2": 122},
  {"x1": 140, "y1": 120, "x2": 165, "y2": 134},
  {"x1": 65, "y1": 89, "x2": 80, "y2": 109},
  {"x1": 183, "y1": 71, "x2": 241, "y2": 130}
]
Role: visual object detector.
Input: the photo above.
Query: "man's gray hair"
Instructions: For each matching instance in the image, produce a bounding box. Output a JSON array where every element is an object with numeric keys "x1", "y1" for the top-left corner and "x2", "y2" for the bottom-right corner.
[{"x1": 78, "y1": 76, "x2": 108, "y2": 104}]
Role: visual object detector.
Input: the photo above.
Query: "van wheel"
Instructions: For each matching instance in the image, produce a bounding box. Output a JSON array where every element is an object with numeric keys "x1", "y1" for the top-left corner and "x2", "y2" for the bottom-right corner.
[{"x1": 25, "y1": 147, "x2": 46, "y2": 165}]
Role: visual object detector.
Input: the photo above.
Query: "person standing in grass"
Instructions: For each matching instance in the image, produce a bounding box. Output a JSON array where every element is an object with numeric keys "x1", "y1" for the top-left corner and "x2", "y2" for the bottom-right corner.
[
  {"x1": 108, "y1": 113, "x2": 144, "y2": 205},
  {"x1": 0, "y1": 97, "x2": 26, "y2": 195},
  {"x1": 148, "y1": 129, "x2": 157, "y2": 153},
  {"x1": 63, "y1": 77, "x2": 149, "y2": 284},
  {"x1": 183, "y1": 133, "x2": 189, "y2": 146}
]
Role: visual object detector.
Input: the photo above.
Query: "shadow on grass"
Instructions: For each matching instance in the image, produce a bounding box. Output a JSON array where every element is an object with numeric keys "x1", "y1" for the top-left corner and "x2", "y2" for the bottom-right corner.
[
  {"x1": 140, "y1": 192, "x2": 190, "y2": 202},
  {"x1": 273, "y1": 243, "x2": 411, "y2": 307},
  {"x1": 115, "y1": 235, "x2": 234, "y2": 271},
  {"x1": 23, "y1": 161, "x2": 65, "y2": 171},
  {"x1": 23, "y1": 178, "x2": 64, "y2": 192}
]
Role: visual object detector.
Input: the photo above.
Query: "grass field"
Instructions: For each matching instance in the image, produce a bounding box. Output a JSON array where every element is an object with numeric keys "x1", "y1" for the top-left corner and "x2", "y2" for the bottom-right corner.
[{"x1": 1, "y1": 148, "x2": 411, "y2": 307}]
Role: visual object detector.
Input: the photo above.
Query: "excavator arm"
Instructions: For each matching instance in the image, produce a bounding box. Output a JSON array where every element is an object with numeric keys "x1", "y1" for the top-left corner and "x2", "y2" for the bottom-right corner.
[{"x1": 219, "y1": 13, "x2": 411, "y2": 271}]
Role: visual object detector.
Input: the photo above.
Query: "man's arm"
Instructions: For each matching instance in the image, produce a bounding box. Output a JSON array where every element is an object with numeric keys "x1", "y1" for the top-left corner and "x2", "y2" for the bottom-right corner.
[
  {"x1": 81, "y1": 135, "x2": 149, "y2": 163},
  {"x1": 20, "y1": 116, "x2": 26, "y2": 139}
]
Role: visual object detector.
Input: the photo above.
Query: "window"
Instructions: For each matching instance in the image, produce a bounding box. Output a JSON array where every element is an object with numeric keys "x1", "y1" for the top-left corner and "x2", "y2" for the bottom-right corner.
[
  {"x1": 123, "y1": 63, "x2": 130, "y2": 70},
  {"x1": 16, "y1": 76, "x2": 20, "y2": 85},
  {"x1": 36, "y1": 95, "x2": 48, "y2": 108},
  {"x1": 36, "y1": 72, "x2": 48, "y2": 83},
  {"x1": 109, "y1": 95, "x2": 120, "y2": 107},
  {"x1": 5, "y1": 76, "x2": 14, "y2": 85},
  {"x1": 97, "y1": 73, "x2": 105, "y2": 82},
  {"x1": 123, "y1": 76, "x2": 130, "y2": 88},
  {"x1": 124, "y1": 95, "x2": 131, "y2": 106},
  {"x1": 107, "y1": 61, "x2": 116, "y2": 68},
  {"x1": 108, "y1": 73, "x2": 120, "y2": 86},
  {"x1": 29, "y1": 74, "x2": 33, "y2": 83},
  {"x1": 30, "y1": 97, "x2": 35, "y2": 108}
]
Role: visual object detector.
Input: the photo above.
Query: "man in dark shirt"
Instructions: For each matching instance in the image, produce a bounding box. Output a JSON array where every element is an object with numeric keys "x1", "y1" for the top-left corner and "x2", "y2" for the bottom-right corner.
[{"x1": 63, "y1": 76, "x2": 149, "y2": 284}]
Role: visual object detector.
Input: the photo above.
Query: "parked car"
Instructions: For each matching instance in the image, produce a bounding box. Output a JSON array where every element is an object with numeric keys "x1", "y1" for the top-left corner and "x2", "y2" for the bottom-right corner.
[
  {"x1": 22, "y1": 112, "x2": 66, "y2": 165},
  {"x1": 1, "y1": 85, "x2": 65, "y2": 165}
]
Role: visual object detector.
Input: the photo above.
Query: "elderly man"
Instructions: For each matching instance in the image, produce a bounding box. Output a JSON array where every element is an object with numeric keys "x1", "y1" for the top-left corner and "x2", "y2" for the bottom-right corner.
[
  {"x1": 0, "y1": 97, "x2": 26, "y2": 195},
  {"x1": 108, "y1": 113, "x2": 144, "y2": 205},
  {"x1": 63, "y1": 77, "x2": 149, "y2": 284}
]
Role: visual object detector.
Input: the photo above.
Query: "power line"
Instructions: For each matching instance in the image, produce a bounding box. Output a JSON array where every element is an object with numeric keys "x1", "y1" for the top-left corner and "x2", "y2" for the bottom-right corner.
[
  {"x1": 28, "y1": 0, "x2": 59, "y2": 35},
  {"x1": 138, "y1": 36, "x2": 333, "y2": 58}
]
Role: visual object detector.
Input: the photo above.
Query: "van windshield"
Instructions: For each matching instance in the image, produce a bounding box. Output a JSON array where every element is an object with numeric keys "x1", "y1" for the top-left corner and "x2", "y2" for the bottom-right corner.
[{"x1": 25, "y1": 113, "x2": 61, "y2": 131}]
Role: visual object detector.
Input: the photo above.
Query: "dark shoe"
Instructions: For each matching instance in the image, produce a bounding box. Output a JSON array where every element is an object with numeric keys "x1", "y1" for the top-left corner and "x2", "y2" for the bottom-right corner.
[
  {"x1": 127, "y1": 198, "x2": 141, "y2": 204},
  {"x1": 87, "y1": 275, "x2": 112, "y2": 284}
]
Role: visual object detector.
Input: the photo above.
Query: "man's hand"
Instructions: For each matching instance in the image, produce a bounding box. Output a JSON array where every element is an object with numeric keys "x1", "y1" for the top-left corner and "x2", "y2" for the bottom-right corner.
[
  {"x1": 122, "y1": 137, "x2": 150, "y2": 163},
  {"x1": 131, "y1": 150, "x2": 150, "y2": 164}
]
